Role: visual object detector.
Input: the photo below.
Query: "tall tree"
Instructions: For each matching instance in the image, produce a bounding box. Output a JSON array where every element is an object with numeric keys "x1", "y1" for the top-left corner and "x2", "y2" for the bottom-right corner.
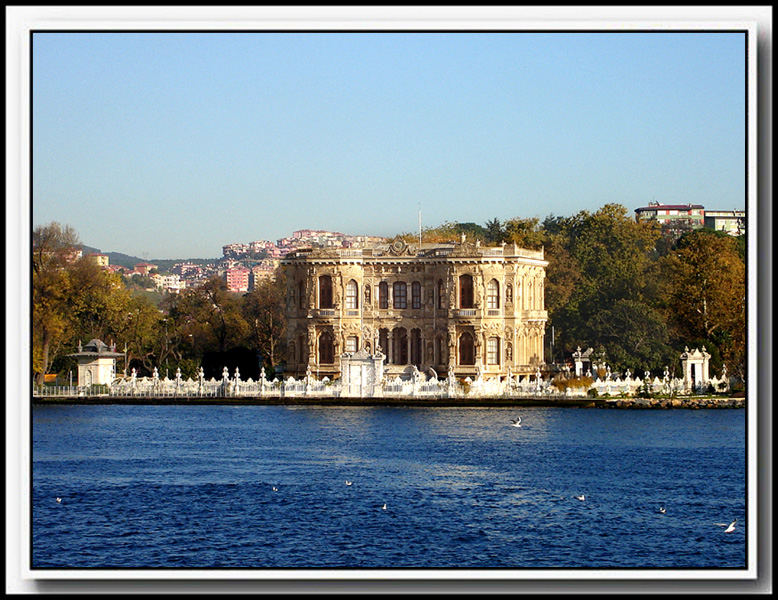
[
  {"x1": 503, "y1": 217, "x2": 545, "y2": 250},
  {"x1": 32, "y1": 223, "x2": 81, "y2": 384},
  {"x1": 547, "y1": 204, "x2": 662, "y2": 367},
  {"x1": 242, "y1": 273, "x2": 287, "y2": 369},
  {"x1": 658, "y1": 230, "x2": 746, "y2": 376},
  {"x1": 484, "y1": 218, "x2": 505, "y2": 244}
]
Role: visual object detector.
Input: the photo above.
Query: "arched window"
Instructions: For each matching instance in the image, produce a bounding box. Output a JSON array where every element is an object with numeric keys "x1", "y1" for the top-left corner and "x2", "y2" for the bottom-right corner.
[
  {"x1": 410, "y1": 328, "x2": 422, "y2": 365},
  {"x1": 379, "y1": 282, "x2": 388, "y2": 309},
  {"x1": 346, "y1": 279, "x2": 358, "y2": 309},
  {"x1": 393, "y1": 327, "x2": 408, "y2": 364},
  {"x1": 459, "y1": 332, "x2": 475, "y2": 365},
  {"x1": 393, "y1": 281, "x2": 407, "y2": 309},
  {"x1": 459, "y1": 274, "x2": 474, "y2": 309},
  {"x1": 411, "y1": 281, "x2": 421, "y2": 309},
  {"x1": 378, "y1": 328, "x2": 389, "y2": 359},
  {"x1": 318, "y1": 331, "x2": 334, "y2": 364},
  {"x1": 319, "y1": 275, "x2": 333, "y2": 309},
  {"x1": 437, "y1": 279, "x2": 445, "y2": 309},
  {"x1": 487, "y1": 279, "x2": 500, "y2": 309},
  {"x1": 487, "y1": 337, "x2": 500, "y2": 365}
]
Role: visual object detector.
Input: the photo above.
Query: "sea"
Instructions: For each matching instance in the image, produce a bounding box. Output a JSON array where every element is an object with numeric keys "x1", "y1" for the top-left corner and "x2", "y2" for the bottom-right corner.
[{"x1": 31, "y1": 404, "x2": 746, "y2": 570}]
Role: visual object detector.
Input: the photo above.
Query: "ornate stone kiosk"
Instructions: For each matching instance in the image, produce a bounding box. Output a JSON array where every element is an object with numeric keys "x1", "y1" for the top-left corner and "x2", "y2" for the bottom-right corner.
[
  {"x1": 339, "y1": 348, "x2": 385, "y2": 398},
  {"x1": 680, "y1": 346, "x2": 711, "y2": 393},
  {"x1": 68, "y1": 339, "x2": 124, "y2": 386}
]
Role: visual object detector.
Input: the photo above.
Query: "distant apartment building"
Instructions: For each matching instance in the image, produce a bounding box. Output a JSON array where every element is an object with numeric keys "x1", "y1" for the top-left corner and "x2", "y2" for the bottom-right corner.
[
  {"x1": 171, "y1": 262, "x2": 201, "y2": 277},
  {"x1": 85, "y1": 253, "x2": 109, "y2": 267},
  {"x1": 133, "y1": 262, "x2": 157, "y2": 276},
  {"x1": 222, "y1": 243, "x2": 249, "y2": 259},
  {"x1": 225, "y1": 265, "x2": 250, "y2": 293},
  {"x1": 65, "y1": 249, "x2": 83, "y2": 263},
  {"x1": 704, "y1": 210, "x2": 746, "y2": 236},
  {"x1": 152, "y1": 273, "x2": 186, "y2": 294},
  {"x1": 634, "y1": 202, "x2": 705, "y2": 229},
  {"x1": 250, "y1": 261, "x2": 279, "y2": 289},
  {"x1": 635, "y1": 202, "x2": 745, "y2": 237}
]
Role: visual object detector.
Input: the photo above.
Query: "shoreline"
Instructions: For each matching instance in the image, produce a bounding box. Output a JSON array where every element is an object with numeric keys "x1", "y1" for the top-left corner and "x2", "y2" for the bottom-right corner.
[{"x1": 31, "y1": 396, "x2": 745, "y2": 409}]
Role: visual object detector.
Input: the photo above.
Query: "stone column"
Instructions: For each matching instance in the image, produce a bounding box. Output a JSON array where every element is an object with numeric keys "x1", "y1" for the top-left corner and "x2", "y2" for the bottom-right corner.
[{"x1": 388, "y1": 334, "x2": 393, "y2": 365}]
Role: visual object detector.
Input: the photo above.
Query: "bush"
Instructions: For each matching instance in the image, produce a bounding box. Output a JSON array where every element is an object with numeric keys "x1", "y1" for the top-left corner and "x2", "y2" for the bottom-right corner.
[
  {"x1": 551, "y1": 374, "x2": 593, "y2": 392},
  {"x1": 587, "y1": 388, "x2": 598, "y2": 398}
]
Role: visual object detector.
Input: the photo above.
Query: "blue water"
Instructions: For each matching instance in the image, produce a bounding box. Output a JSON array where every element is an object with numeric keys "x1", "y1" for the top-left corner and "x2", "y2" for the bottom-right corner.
[{"x1": 32, "y1": 405, "x2": 746, "y2": 569}]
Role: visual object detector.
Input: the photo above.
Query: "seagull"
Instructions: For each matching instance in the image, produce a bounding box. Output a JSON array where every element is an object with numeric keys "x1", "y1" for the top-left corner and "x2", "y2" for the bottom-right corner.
[
  {"x1": 724, "y1": 519, "x2": 737, "y2": 533},
  {"x1": 345, "y1": 480, "x2": 353, "y2": 486},
  {"x1": 714, "y1": 519, "x2": 737, "y2": 533},
  {"x1": 659, "y1": 506, "x2": 666, "y2": 514},
  {"x1": 510, "y1": 417, "x2": 522, "y2": 428},
  {"x1": 272, "y1": 486, "x2": 278, "y2": 492},
  {"x1": 55, "y1": 497, "x2": 62, "y2": 503},
  {"x1": 381, "y1": 503, "x2": 387, "y2": 510},
  {"x1": 575, "y1": 494, "x2": 586, "y2": 502}
]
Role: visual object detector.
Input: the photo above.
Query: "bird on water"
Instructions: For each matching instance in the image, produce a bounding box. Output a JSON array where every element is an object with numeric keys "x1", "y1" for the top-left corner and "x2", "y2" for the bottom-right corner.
[
  {"x1": 575, "y1": 495, "x2": 586, "y2": 502},
  {"x1": 714, "y1": 519, "x2": 737, "y2": 533}
]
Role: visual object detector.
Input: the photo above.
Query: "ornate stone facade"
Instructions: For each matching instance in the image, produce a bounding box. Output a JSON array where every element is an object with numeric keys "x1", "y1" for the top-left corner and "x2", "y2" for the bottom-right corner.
[{"x1": 281, "y1": 238, "x2": 548, "y2": 379}]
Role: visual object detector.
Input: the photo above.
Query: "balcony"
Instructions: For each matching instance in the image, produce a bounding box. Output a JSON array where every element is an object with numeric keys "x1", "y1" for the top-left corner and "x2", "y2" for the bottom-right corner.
[
  {"x1": 457, "y1": 309, "x2": 477, "y2": 318},
  {"x1": 317, "y1": 309, "x2": 336, "y2": 317},
  {"x1": 345, "y1": 310, "x2": 359, "y2": 317},
  {"x1": 487, "y1": 309, "x2": 501, "y2": 317}
]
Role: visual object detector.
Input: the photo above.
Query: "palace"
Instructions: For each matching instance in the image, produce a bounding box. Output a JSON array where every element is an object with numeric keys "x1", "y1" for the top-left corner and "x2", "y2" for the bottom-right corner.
[{"x1": 281, "y1": 237, "x2": 548, "y2": 380}]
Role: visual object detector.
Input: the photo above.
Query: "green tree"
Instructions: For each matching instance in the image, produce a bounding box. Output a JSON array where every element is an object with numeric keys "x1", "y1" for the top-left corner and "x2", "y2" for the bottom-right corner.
[
  {"x1": 242, "y1": 273, "x2": 287, "y2": 369},
  {"x1": 168, "y1": 276, "x2": 249, "y2": 356},
  {"x1": 547, "y1": 204, "x2": 661, "y2": 360},
  {"x1": 32, "y1": 223, "x2": 81, "y2": 384},
  {"x1": 503, "y1": 217, "x2": 545, "y2": 250},
  {"x1": 586, "y1": 299, "x2": 675, "y2": 372},
  {"x1": 658, "y1": 230, "x2": 746, "y2": 376},
  {"x1": 484, "y1": 218, "x2": 505, "y2": 244}
]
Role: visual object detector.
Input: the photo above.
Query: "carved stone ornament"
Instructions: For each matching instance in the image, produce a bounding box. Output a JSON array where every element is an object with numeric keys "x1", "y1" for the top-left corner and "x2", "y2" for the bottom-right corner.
[{"x1": 388, "y1": 238, "x2": 413, "y2": 256}]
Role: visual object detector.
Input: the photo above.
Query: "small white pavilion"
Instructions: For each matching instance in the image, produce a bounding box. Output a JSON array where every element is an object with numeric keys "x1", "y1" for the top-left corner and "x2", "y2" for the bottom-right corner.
[{"x1": 69, "y1": 339, "x2": 124, "y2": 386}]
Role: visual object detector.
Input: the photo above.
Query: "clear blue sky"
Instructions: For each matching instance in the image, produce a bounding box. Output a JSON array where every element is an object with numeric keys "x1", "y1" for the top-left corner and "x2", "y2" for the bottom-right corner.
[{"x1": 32, "y1": 31, "x2": 747, "y2": 259}]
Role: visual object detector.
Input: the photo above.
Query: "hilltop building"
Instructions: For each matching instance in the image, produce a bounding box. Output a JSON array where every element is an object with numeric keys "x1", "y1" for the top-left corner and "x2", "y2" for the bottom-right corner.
[
  {"x1": 634, "y1": 202, "x2": 745, "y2": 236},
  {"x1": 225, "y1": 265, "x2": 250, "y2": 293},
  {"x1": 85, "y1": 253, "x2": 109, "y2": 267},
  {"x1": 281, "y1": 238, "x2": 548, "y2": 380},
  {"x1": 704, "y1": 209, "x2": 746, "y2": 236},
  {"x1": 634, "y1": 202, "x2": 705, "y2": 229},
  {"x1": 133, "y1": 262, "x2": 157, "y2": 276}
]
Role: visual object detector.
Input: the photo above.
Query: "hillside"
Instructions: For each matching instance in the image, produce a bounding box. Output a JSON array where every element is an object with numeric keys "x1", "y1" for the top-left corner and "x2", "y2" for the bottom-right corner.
[{"x1": 81, "y1": 245, "x2": 220, "y2": 272}]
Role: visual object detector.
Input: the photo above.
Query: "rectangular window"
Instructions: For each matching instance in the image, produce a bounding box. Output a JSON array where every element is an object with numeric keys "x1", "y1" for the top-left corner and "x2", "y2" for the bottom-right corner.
[
  {"x1": 346, "y1": 282, "x2": 358, "y2": 309},
  {"x1": 411, "y1": 282, "x2": 421, "y2": 309},
  {"x1": 487, "y1": 337, "x2": 500, "y2": 365},
  {"x1": 346, "y1": 336, "x2": 358, "y2": 353},
  {"x1": 393, "y1": 282, "x2": 407, "y2": 309}
]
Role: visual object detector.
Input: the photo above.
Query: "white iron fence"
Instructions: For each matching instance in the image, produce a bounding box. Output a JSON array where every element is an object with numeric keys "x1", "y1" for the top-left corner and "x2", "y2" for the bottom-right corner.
[{"x1": 33, "y1": 366, "x2": 732, "y2": 400}]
